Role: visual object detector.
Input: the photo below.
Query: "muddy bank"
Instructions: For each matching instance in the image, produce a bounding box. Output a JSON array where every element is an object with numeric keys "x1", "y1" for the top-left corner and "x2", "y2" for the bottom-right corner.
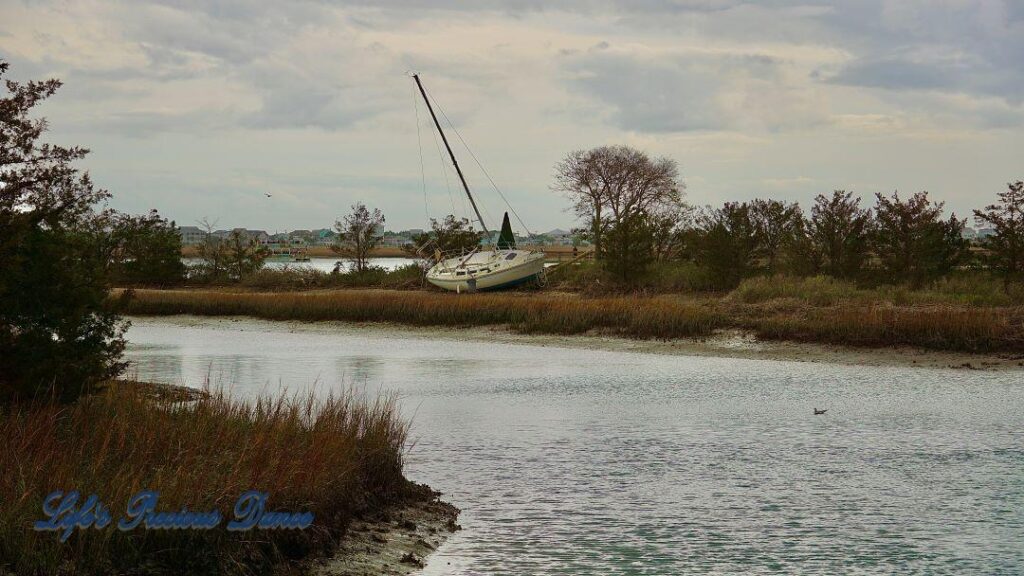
[
  {"x1": 131, "y1": 314, "x2": 1024, "y2": 371},
  {"x1": 312, "y1": 485, "x2": 460, "y2": 576},
  {"x1": 455, "y1": 326, "x2": 1024, "y2": 371}
]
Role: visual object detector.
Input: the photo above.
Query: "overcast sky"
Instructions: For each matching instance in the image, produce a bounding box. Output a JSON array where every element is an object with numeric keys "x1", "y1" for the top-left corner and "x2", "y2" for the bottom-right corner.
[{"x1": 2, "y1": 0, "x2": 1022, "y2": 233}]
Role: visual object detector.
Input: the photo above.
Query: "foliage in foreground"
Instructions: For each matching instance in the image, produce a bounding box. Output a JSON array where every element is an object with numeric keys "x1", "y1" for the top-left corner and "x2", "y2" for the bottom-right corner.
[
  {"x1": 0, "y1": 384, "x2": 411, "y2": 575},
  {"x1": 0, "y1": 61, "x2": 126, "y2": 402}
]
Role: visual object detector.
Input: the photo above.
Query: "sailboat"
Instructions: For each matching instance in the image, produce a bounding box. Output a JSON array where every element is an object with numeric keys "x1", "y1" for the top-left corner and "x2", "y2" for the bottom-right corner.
[{"x1": 412, "y1": 74, "x2": 546, "y2": 292}]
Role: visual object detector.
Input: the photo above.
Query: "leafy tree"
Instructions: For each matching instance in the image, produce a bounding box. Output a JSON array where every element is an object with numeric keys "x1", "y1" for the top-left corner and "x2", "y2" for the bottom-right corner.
[
  {"x1": 333, "y1": 202, "x2": 385, "y2": 273},
  {"x1": 974, "y1": 181, "x2": 1024, "y2": 288},
  {"x1": 106, "y1": 209, "x2": 184, "y2": 286},
  {"x1": 226, "y1": 230, "x2": 269, "y2": 279},
  {"x1": 407, "y1": 215, "x2": 484, "y2": 258},
  {"x1": 872, "y1": 191, "x2": 967, "y2": 286},
  {"x1": 693, "y1": 202, "x2": 759, "y2": 289},
  {"x1": 0, "y1": 61, "x2": 127, "y2": 401},
  {"x1": 554, "y1": 146, "x2": 683, "y2": 257},
  {"x1": 750, "y1": 199, "x2": 802, "y2": 274},
  {"x1": 600, "y1": 210, "x2": 656, "y2": 283},
  {"x1": 806, "y1": 191, "x2": 872, "y2": 279}
]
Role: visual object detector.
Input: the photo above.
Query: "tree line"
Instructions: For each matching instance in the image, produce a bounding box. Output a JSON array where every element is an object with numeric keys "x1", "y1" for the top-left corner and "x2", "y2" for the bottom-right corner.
[
  {"x1": 556, "y1": 145, "x2": 1024, "y2": 290},
  {"x1": 3, "y1": 59, "x2": 1021, "y2": 403}
]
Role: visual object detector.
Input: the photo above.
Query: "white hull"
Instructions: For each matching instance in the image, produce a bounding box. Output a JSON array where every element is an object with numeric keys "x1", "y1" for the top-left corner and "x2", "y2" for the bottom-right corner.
[{"x1": 427, "y1": 249, "x2": 545, "y2": 291}]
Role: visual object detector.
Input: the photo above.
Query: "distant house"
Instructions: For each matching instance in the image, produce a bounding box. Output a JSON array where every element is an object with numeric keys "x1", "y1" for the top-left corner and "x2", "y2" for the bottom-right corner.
[
  {"x1": 178, "y1": 225, "x2": 207, "y2": 246},
  {"x1": 545, "y1": 228, "x2": 575, "y2": 246},
  {"x1": 380, "y1": 231, "x2": 408, "y2": 247},
  {"x1": 247, "y1": 230, "x2": 271, "y2": 245},
  {"x1": 312, "y1": 228, "x2": 336, "y2": 246}
]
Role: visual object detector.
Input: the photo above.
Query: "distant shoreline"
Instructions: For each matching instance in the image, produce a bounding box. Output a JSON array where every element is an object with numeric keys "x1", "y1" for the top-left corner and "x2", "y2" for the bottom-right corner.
[
  {"x1": 181, "y1": 245, "x2": 410, "y2": 258},
  {"x1": 181, "y1": 244, "x2": 590, "y2": 258}
]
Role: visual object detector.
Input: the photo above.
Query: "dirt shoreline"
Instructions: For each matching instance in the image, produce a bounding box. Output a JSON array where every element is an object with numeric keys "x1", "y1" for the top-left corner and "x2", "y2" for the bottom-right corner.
[
  {"x1": 311, "y1": 487, "x2": 460, "y2": 576},
  {"x1": 132, "y1": 314, "x2": 1024, "y2": 371},
  {"x1": 363, "y1": 323, "x2": 1024, "y2": 371}
]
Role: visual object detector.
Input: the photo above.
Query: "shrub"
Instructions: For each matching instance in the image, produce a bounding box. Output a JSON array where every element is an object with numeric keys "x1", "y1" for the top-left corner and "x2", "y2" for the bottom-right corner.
[{"x1": 0, "y1": 384, "x2": 411, "y2": 575}]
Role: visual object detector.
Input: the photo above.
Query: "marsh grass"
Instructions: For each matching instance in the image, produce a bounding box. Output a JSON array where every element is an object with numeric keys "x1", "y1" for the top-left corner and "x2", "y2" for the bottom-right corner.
[
  {"x1": 121, "y1": 286, "x2": 1024, "y2": 353},
  {"x1": 731, "y1": 274, "x2": 1024, "y2": 307},
  {"x1": 0, "y1": 383, "x2": 411, "y2": 575},
  {"x1": 122, "y1": 288, "x2": 723, "y2": 340},
  {"x1": 746, "y1": 305, "x2": 1023, "y2": 352}
]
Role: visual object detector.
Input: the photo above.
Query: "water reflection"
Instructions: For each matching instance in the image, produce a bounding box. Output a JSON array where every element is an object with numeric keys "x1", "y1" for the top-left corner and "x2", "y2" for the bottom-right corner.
[{"x1": 124, "y1": 316, "x2": 1024, "y2": 575}]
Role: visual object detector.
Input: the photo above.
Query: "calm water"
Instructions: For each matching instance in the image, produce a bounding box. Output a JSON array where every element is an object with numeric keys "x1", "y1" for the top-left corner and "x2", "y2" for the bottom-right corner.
[
  {"x1": 182, "y1": 256, "x2": 419, "y2": 273},
  {"x1": 124, "y1": 316, "x2": 1024, "y2": 575}
]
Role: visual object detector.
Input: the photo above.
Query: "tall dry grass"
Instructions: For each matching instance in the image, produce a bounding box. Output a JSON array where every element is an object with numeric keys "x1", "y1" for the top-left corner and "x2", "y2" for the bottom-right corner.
[
  {"x1": 121, "y1": 289, "x2": 724, "y2": 340},
  {"x1": 730, "y1": 274, "x2": 1024, "y2": 307},
  {"x1": 747, "y1": 305, "x2": 1024, "y2": 352},
  {"x1": 0, "y1": 384, "x2": 411, "y2": 575},
  {"x1": 119, "y1": 287, "x2": 1024, "y2": 353}
]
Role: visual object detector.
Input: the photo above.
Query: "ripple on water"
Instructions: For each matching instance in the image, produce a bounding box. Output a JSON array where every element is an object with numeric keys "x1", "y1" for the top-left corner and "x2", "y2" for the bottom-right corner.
[{"x1": 124, "y1": 317, "x2": 1024, "y2": 575}]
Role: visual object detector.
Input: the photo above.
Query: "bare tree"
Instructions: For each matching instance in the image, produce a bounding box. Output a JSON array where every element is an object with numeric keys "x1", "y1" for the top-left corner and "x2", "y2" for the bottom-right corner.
[
  {"x1": 333, "y1": 202, "x2": 385, "y2": 273},
  {"x1": 554, "y1": 145, "x2": 683, "y2": 257},
  {"x1": 195, "y1": 217, "x2": 228, "y2": 279},
  {"x1": 649, "y1": 204, "x2": 694, "y2": 261}
]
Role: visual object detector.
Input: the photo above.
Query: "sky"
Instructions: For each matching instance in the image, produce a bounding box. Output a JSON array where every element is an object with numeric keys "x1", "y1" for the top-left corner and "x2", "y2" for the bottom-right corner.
[{"x1": 1, "y1": 0, "x2": 1022, "y2": 234}]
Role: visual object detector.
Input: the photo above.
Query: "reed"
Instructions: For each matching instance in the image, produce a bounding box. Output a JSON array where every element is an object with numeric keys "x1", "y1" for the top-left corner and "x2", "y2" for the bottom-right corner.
[
  {"x1": 122, "y1": 289, "x2": 724, "y2": 340},
  {"x1": 747, "y1": 305, "x2": 1024, "y2": 352},
  {"x1": 730, "y1": 274, "x2": 1024, "y2": 307},
  {"x1": 0, "y1": 383, "x2": 412, "y2": 575},
  {"x1": 120, "y1": 287, "x2": 1024, "y2": 353}
]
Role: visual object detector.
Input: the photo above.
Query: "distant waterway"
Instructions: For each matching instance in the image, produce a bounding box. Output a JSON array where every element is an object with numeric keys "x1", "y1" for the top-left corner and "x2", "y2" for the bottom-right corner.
[
  {"x1": 182, "y1": 256, "x2": 418, "y2": 273},
  {"x1": 124, "y1": 316, "x2": 1024, "y2": 575}
]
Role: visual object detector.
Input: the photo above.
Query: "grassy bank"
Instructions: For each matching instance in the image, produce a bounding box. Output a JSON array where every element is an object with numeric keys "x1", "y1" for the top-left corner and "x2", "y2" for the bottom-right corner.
[
  {"x1": 121, "y1": 289, "x2": 722, "y2": 340},
  {"x1": 119, "y1": 281, "x2": 1024, "y2": 353},
  {"x1": 0, "y1": 383, "x2": 419, "y2": 575}
]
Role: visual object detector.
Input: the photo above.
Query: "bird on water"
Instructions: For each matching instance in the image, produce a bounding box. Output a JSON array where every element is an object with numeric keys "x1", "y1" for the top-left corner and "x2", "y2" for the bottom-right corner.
[{"x1": 814, "y1": 408, "x2": 828, "y2": 415}]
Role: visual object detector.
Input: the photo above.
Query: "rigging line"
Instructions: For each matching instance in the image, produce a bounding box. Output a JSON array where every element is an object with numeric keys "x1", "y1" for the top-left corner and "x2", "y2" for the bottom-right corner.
[
  {"x1": 413, "y1": 84, "x2": 429, "y2": 221},
  {"x1": 423, "y1": 86, "x2": 535, "y2": 238},
  {"x1": 427, "y1": 107, "x2": 458, "y2": 217}
]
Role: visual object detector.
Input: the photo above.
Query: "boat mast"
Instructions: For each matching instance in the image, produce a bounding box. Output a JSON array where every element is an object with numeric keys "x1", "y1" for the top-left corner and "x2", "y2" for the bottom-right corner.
[{"x1": 412, "y1": 74, "x2": 492, "y2": 240}]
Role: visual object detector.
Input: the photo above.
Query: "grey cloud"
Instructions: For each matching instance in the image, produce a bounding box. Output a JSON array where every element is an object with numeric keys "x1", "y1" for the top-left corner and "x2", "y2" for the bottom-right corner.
[
  {"x1": 828, "y1": 57, "x2": 955, "y2": 91},
  {"x1": 819, "y1": 1, "x2": 1024, "y2": 103},
  {"x1": 561, "y1": 49, "x2": 787, "y2": 133}
]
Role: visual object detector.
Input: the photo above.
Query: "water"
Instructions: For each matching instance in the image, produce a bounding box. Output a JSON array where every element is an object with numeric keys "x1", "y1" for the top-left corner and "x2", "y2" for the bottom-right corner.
[
  {"x1": 182, "y1": 256, "x2": 418, "y2": 273},
  {"x1": 124, "y1": 316, "x2": 1024, "y2": 575}
]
